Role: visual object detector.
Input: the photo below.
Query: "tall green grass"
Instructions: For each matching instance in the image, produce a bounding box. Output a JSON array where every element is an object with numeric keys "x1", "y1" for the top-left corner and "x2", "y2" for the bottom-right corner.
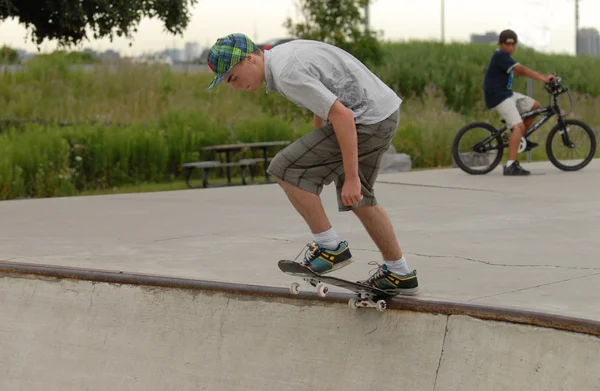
[
  {"x1": 0, "y1": 114, "x2": 313, "y2": 198},
  {"x1": 1, "y1": 41, "x2": 599, "y2": 200}
]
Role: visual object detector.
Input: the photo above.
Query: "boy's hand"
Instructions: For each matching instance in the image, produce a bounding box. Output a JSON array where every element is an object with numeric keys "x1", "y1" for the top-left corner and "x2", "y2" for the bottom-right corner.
[
  {"x1": 546, "y1": 74, "x2": 556, "y2": 83},
  {"x1": 341, "y1": 177, "x2": 363, "y2": 206}
]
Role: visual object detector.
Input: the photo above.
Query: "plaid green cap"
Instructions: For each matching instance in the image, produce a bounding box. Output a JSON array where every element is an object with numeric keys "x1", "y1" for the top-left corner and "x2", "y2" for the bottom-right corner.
[{"x1": 206, "y1": 33, "x2": 257, "y2": 90}]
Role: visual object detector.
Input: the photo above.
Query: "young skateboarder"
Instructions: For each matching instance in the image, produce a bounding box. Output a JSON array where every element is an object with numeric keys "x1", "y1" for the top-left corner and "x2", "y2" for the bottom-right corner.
[{"x1": 206, "y1": 33, "x2": 418, "y2": 295}]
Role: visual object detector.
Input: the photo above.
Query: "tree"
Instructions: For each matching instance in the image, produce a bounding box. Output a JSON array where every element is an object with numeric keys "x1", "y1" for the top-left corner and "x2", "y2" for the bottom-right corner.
[
  {"x1": 0, "y1": 0, "x2": 197, "y2": 47},
  {"x1": 283, "y1": 0, "x2": 383, "y2": 66},
  {"x1": 0, "y1": 45, "x2": 19, "y2": 63}
]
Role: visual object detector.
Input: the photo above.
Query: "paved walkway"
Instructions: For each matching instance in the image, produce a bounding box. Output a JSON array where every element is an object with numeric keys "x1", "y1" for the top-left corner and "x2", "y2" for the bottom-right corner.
[{"x1": 2, "y1": 159, "x2": 599, "y2": 320}]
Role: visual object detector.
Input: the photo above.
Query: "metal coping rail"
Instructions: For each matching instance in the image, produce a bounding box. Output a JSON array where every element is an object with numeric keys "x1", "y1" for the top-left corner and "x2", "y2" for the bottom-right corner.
[{"x1": 1, "y1": 260, "x2": 599, "y2": 337}]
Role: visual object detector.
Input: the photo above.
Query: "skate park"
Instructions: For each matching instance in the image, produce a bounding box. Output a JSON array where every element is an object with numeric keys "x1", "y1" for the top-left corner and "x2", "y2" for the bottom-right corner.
[
  {"x1": 2, "y1": 159, "x2": 600, "y2": 390},
  {"x1": 3, "y1": 0, "x2": 600, "y2": 386}
]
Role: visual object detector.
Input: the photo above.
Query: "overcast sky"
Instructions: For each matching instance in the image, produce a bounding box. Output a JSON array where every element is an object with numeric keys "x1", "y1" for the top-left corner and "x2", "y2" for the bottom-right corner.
[{"x1": 0, "y1": 0, "x2": 597, "y2": 56}]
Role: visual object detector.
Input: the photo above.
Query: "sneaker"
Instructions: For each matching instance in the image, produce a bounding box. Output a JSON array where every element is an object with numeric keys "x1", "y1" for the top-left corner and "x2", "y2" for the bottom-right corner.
[
  {"x1": 301, "y1": 241, "x2": 353, "y2": 274},
  {"x1": 503, "y1": 160, "x2": 531, "y2": 176},
  {"x1": 358, "y1": 263, "x2": 419, "y2": 295}
]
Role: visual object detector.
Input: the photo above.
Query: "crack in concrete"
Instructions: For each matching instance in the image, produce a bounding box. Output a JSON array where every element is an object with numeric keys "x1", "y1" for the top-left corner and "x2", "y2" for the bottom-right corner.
[
  {"x1": 377, "y1": 180, "x2": 505, "y2": 193},
  {"x1": 89, "y1": 284, "x2": 96, "y2": 308},
  {"x1": 364, "y1": 326, "x2": 378, "y2": 336},
  {"x1": 247, "y1": 236, "x2": 295, "y2": 243},
  {"x1": 468, "y1": 272, "x2": 600, "y2": 302},
  {"x1": 433, "y1": 315, "x2": 450, "y2": 391},
  {"x1": 351, "y1": 247, "x2": 600, "y2": 272},
  {"x1": 216, "y1": 298, "x2": 230, "y2": 366},
  {"x1": 153, "y1": 234, "x2": 214, "y2": 242},
  {"x1": 408, "y1": 252, "x2": 600, "y2": 271},
  {"x1": 232, "y1": 237, "x2": 600, "y2": 272}
]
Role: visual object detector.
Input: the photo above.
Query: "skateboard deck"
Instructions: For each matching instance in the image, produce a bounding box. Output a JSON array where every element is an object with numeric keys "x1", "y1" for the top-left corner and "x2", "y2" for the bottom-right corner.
[{"x1": 278, "y1": 260, "x2": 396, "y2": 312}]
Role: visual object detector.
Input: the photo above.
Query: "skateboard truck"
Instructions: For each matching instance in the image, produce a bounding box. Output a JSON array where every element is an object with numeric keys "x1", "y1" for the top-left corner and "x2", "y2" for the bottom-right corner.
[
  {"x1": 289, "y1": 277, "x2": 329, "y2": 298},
  {"x1": 348, "y1": 293, "x2": 388, "y2": 312},
  {"x1": 287, "y1": 274, "x2": 389, "y2": 313}
]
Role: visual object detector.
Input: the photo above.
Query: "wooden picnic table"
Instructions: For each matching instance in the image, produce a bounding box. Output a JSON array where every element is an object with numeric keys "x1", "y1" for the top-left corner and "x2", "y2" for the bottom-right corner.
[{"x1": 202, "y1": 140, "x2": 291, "y2": 184}]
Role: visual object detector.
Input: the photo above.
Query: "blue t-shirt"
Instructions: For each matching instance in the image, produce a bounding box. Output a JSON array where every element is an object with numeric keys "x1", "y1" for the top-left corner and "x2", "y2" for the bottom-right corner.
[{"x1": 483, "y1": 49, "x2": 519, "y2": 109}]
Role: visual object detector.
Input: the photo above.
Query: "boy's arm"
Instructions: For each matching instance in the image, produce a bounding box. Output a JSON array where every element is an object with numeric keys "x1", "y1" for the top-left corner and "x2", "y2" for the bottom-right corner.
[
  {"x1": 513, "y1": 64, "x2": 554, "y2": 83},
  {"x1": 314, "y1": 114, "x2": 323, "y2": 129},
  {"x1": 328, "y1": 100, "x2": 362, "y2": 206},
  {"x1": 328, "y1": 100, "x2": 359, "y2": 182}
]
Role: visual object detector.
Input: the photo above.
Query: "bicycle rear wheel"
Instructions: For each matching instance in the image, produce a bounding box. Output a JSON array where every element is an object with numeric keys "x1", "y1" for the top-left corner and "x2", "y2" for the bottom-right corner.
[
  {"x1": 546, "y1": 119, "x2": 596, "y2": 171},
  {"x1": 452, "y1": 122, "x2": 505, "y2": 175}
]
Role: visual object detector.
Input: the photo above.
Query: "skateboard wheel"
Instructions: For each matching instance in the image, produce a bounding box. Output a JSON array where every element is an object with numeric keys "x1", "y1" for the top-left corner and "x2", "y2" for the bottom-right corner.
[
  {"x1": 376, "y1": 300, "x2": 387, "y2": 312},
  {"x1": 290, "y1": 282, "x2": 301, "y2": 295},
  {"x1": 316, "y1": 283, "x2": 328, "y2": 298},
  {"x1": 348, "y1": 298, "x2": 360, "y2": 309}
]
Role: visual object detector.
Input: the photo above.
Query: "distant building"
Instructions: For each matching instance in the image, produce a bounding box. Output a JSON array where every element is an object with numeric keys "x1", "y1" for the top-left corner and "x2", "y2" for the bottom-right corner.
[
  {"x1": 578, "y1": 28, "x2": 600, "y2": 57},
  {"x1": 163, "y1": 49, "x2": 185, "y2": 63},
  {"x1": 133, "y1": 52, "x2": 174, "y2": 66},
  {"x1": 101, "y1": 49, "x2": 120, "y2": 61},
  {"x1": 184, "y1": 42, "x2": 203, "y2": 62},
  {"x1": 470, "y1": 32, "x2": 497, "y2": 44}
]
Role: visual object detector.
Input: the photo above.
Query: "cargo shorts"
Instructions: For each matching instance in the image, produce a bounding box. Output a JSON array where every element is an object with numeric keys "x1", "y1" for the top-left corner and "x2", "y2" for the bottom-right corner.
[
  {"x1": 492, "y1": 92, "x2": 536, "y2": 129},
  {"x1": 266, "y1": 108, "x2": 400, "y2": 212}
]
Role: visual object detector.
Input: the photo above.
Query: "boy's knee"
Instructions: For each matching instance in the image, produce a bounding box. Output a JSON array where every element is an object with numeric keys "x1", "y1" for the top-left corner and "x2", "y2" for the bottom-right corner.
[
  {"x1": 532, "y1": 100, "x2": 541, "y2": 110},
  {"x1": 512, "y1": 122, "x2": 526, "y2": 134},
  {"x1": 266, "y1": 152, "x2": 285, "y2": 178}
]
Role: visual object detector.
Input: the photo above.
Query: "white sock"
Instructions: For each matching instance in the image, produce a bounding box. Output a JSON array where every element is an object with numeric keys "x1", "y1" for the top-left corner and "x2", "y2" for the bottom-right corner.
[
  {"x1": 506, "y1": 160, "x2": 515, "y2": 167},
  {"x1": 313, "y1": 228, "x2": 341, "y2": 250},
  {"x1": 385, "y1": 256, "x2": 410, "y2": 275}
]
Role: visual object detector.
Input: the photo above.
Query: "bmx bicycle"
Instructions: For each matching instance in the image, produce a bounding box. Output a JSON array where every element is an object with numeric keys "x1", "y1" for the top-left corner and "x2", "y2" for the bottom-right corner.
[{"x1": 451, "y1": 75, "x2": 597, "y2": 175}]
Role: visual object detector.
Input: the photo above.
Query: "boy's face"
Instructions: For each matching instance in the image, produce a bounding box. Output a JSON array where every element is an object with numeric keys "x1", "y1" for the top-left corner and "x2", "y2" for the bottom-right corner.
[
  {"x1": 499, "y1": 42, "x2": 517, "y2": 56},
  {"x1": 225, "y1": 54, "x2": 263, "y2": 92}
]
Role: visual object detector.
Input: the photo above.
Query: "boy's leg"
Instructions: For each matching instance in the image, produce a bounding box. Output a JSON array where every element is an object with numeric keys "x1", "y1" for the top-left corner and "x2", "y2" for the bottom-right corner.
[
  {"x1": 352, "y1": 204, "x2": 401, "y2": 261},
  {"x1": 493, "y1": 95, "x2": 532, "y2": 176},
  {"x1": 521, "y1": 100, "x2": 541, "y2": 132},
  {"x1": 512, "y1": 92, "x2": 540, "y2": 139},
  {"x1": 332, "y1": 120, "x2": 401, "y2": 261},
  {"x1": 276, "y1": 180, "x2": 331, "y2": 234},
  {"x1": 334, "y1": 109, "x2": 418, "y2": 294},
  {"x1": 352, "y1": 204, "x2": 418, "y2": 295},
  {"x1": 508, "y1": 123, "x2": 526, "y2": 162},
  {"x1": 519, "y1": 97, "x2": 542, "y2": 152},
  {"x1": 267, "y1": 122, "x2": 355, "y2": 274}
]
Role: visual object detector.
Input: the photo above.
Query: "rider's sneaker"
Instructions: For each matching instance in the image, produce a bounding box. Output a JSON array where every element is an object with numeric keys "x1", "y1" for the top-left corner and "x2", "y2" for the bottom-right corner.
[
  {"x1": 302, "y1": 241, "x2": 353, "y2": 274},
  {"x1": 503, "y1": 160, "x2": 531, "y2": 176},
  {"x1": 358, "y1": 263, "x2": 419, "y2": 295}
]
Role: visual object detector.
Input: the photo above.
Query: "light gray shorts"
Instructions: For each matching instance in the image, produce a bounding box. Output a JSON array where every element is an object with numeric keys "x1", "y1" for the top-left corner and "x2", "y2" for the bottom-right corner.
[
  {"x1": 492, "y1": 92, "x2": 536, "y2": 129},
  {"x1": 267, "y1": 109, "x2": 399, "y2": 212}
]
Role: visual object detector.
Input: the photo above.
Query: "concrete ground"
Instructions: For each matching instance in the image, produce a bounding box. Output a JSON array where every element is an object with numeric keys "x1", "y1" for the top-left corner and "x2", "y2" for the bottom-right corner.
[{"x1": 1, "y1": 159, "x2": 599, "y2": 321}]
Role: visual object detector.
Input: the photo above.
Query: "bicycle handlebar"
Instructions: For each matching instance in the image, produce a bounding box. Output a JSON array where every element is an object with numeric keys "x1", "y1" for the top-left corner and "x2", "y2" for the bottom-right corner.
[
  {"x1": 544, "y1": 75, "x2": 568, "y2": 96},
  {"x1": 542, "y1": 74, "x2": 574, "y2": 116}
]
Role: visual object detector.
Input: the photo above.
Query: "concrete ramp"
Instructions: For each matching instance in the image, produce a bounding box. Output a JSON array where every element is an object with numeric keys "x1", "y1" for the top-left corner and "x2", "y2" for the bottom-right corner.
[{"x1": 1, "y1": 261, "x2": 599, "y2": 391}]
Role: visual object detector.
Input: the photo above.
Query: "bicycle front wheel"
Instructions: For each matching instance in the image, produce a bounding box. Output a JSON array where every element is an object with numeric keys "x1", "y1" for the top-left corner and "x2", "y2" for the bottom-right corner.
[
  {"x1": 452, "y1": 122, "x2": 505, "y2": 175},
  {"x1": 546, "y1": 119, "x2": 597, "y2": 171}
]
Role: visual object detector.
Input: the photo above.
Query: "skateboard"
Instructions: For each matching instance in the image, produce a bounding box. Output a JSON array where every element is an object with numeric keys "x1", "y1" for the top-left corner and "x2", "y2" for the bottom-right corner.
[{"x1": 278, "y1": 260, "x2": 396, "y2": 312}]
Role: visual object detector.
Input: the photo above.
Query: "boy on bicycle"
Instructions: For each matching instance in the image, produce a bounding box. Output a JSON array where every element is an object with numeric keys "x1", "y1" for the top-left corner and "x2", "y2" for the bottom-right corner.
[{"x1": 483, "y1": 29, "x2": 556, "y2": 176}]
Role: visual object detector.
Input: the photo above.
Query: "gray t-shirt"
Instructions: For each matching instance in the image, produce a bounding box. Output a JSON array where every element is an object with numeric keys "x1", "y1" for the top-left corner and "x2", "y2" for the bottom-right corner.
[{"x1": 263, "y1": 39, "x2": 401, "y2": 125}]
